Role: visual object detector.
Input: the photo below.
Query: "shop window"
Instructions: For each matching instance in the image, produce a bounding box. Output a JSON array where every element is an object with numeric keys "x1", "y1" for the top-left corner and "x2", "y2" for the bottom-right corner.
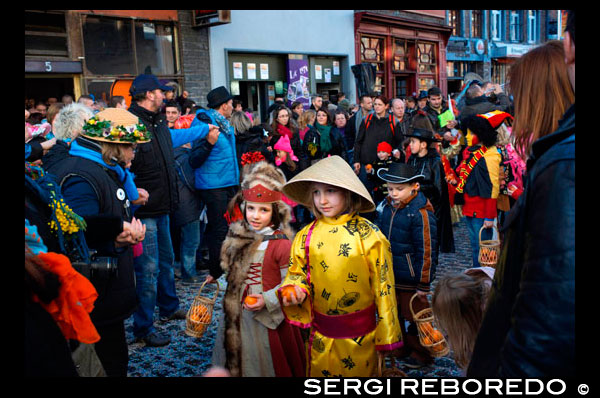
[
  {"x1": 418, "y1": 78, "x2": 436, "y2": 93},
  {"x1": 393, "y1": 39, "x2": 415, "y2": 72},
  {"x1": 25, "y1": 10, "x2": 69, "y2": 57},
  {"x1": 417, "y1": 42, "x2": 436, "y2": 75},
  {"x1": 360, "y1": 36, "x2": 384, "y2": 71},
  {"x1": 360, "y1": 35, "x2": 385, "y2": 94},
  {"x1": 449, "y1": 10, "x2": 462, "y2": 36},
  {"x1": 135, "y1": 22, "x2": 176, "y2": 75},
  {"x1": 471, "y1": 10, "x2": 482, "y2": 38},
  {"x1": 491, "y1": 10, "x2": 502, "y2": 41},
  {"x1": 83, "y1": 16, "x2": 136, "y2": 75},
  {"x1": 83, "y1": 15, "x2": 177, "y2": 76},
  {"x1": 393, "y1": 39, "x2": 407, "y2": 71}
]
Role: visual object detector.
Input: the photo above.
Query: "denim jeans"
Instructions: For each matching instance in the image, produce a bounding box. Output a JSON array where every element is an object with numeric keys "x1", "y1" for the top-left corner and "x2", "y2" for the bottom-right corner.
[
  {"x1": 465, "y1": 216, "x2": 493, "y2": 268},
  {"x1": 179, "y1": 219, "x2": 201, "y2": 279},
  {"x1": 346, "y1": 149, "x2": 354, "y2": 166},
  {"x1": 132, "y1": 214, "x2": 180, "y2": 338},
  {"x1": 198, "y1": 186, "x2": 238, "y2": 279}
]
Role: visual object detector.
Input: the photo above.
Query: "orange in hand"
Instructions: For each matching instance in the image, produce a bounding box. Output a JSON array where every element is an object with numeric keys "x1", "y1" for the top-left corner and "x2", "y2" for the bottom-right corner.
[
  {"x1": 244, "y1": 296, "x2": 258, "y2": 306},
  {"x1": 281, "y1": 285, "x2": 297, "y2": 302}
]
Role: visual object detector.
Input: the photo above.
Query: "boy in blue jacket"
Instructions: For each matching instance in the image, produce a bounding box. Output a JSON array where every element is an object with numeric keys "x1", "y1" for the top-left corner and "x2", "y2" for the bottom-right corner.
[{"x1": 376, "y1": 162, "x2": 438, "y2": 369}]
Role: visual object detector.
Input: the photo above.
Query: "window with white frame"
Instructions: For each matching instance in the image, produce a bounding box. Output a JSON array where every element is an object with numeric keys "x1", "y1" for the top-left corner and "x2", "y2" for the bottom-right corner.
[
  {"x1": 491, "y1": 10, "x2": 502, "y2": 41},
  {"x1": 527, "y1": 10, "x2": 538, "y2": 43},
  {"x1": 510, "y1": 10, "x2": 521, "y2": 42}
]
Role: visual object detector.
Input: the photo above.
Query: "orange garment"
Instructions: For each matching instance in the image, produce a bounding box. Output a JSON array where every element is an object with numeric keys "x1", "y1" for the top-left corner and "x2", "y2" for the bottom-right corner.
[
  {"x1": 173, "y1": 114, "x2": 195, "y2": 129},
  {"x1": 32, "y1": 252, "x2": 100, "y2": 344}
]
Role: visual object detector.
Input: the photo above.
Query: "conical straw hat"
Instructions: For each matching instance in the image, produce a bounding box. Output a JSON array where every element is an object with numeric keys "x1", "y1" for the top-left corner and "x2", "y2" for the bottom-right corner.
[{"x1": 282, "y1": 155, "x2": 375, "y2": 212}]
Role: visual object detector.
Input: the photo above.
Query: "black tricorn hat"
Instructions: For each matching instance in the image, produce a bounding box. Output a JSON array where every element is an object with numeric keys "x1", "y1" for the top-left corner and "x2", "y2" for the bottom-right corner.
[
  {"x1": 404, "y1": 127, "x2": 442, "y2": 143},
  {"x1": 377, "y1": 163, "x2": 425, "y2": 184},
  {"x1": 207, "y1": 86, "x2": 234, "y2": 109}
]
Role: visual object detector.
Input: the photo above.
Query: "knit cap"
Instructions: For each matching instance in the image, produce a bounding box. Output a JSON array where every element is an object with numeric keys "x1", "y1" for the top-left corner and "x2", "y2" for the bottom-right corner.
[{"x1": 377, "y1": 141, "x2": 392, "y2": 154}]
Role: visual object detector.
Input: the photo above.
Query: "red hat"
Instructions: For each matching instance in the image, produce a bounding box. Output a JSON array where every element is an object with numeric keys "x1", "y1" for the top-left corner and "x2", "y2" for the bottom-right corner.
[
  {"x1": 377, "y1": 141, "x2": 393, "y2": 154},
  {"x1": 476, "y1": 110, "x2": 513, "y2": 129},
  {"x1": 242, "y1": 183, "x2": 282, "y2": 203}
]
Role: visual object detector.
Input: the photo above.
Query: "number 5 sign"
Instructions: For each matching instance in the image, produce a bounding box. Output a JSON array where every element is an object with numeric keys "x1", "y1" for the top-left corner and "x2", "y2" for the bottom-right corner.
[{"x1": 45, "y1": 61, "x2": 52, "y2": 72}]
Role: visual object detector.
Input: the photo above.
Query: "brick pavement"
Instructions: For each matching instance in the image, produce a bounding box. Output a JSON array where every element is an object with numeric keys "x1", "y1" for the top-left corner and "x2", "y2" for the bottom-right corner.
[{"x1": 125, "y1": 218, "x2": 474, "y2": 377}]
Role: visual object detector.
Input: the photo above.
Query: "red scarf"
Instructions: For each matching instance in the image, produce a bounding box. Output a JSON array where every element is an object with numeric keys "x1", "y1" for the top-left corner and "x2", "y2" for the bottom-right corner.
[
  {"x1": 456, "y1": 146, "x2": 488, "y2": 194},
  {"x1": 277, "y1": 124, "x2": 293, "y2": 140}
]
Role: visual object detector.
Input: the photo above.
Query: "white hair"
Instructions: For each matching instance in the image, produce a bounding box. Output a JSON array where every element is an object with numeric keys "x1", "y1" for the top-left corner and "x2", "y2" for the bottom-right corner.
[{"x1": 53, "y1": 103, "x2": 94, "y2": 141}]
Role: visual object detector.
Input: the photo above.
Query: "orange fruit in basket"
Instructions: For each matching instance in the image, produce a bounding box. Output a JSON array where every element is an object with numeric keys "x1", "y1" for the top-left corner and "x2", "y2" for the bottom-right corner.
[
  {"x1": 189, "y1": 312, "x2": 200, "y2": 322},
  {"x1": 422, "y1": 335, "x2": 432, "y2": 346},
  {"x1": 281, "y1": 285, "x2": 297, "y2": 301},
  {"x1": 432, "y1": 341, "x2": 446, "y2": 352},
  {"x1": 431, "y1": 330, "x2": 444, "y2": 343},
  {"x1": 244, "y1": 296, "x2": 258, "y2": 306},
  {"x1": 420, "y1": 322, "x2": 434, "y2": 335}
]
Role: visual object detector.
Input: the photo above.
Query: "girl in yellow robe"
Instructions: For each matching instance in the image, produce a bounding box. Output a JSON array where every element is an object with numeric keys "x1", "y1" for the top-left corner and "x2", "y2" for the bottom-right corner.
[{"x1": 278, "y1": 155, "x2": 403, "y2": 377}]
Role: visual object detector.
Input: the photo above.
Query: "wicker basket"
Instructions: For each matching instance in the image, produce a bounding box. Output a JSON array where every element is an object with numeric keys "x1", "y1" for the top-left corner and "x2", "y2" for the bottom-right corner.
[
  {"x1": 185, "y1": 280, "x2": 220, "y2": 338},
  {"x1": 375, "y1": 353, "x2": 407, "y2": 377},
  {"x1": 478, "y1": 225, "x2": 501, "y2": 267},
  {"x1": 409, "y1": 293, "x2": 449, "y2": 358}
]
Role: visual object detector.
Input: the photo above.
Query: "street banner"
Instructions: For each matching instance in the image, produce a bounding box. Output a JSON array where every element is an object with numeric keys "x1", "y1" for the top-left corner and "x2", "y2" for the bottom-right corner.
[{"x1": 286, "y1": 58, "x2": 310, "y2": 109}]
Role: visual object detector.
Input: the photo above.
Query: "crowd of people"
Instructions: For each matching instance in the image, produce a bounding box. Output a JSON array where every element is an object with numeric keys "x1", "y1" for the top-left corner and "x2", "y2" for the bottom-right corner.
[{"x1": 25, "y1": 10, "x2": 574, "y2": 378}]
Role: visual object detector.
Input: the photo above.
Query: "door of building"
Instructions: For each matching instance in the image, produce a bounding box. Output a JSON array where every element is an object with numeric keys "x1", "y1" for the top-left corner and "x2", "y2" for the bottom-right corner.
[
  {"x1": 394, "y1": 75, "x2": 411, "y2": 99},
  {"x1": 25, "y1": 75, "x2": 75, "y2": 105},
  {"x1": 237, "y1": 81, "x2": 273, "y2": 123}
]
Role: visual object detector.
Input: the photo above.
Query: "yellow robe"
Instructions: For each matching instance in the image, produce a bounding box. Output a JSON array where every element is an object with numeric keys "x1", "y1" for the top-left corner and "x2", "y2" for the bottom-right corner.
[{"x1": 280, "y1": 213, "x2": 402, "y2": 377}]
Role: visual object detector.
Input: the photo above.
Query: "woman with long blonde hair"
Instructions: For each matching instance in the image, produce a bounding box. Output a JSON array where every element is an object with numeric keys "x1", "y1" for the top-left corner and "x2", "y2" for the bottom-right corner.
[{"x1": 508, "y1": 40, "x2": 574, "y2": 159}]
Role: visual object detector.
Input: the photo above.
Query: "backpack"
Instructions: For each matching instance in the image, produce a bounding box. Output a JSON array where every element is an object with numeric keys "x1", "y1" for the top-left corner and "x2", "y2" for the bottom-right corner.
[{"x1": 364, "y1": 113, "x2": 396, "y2": 136}]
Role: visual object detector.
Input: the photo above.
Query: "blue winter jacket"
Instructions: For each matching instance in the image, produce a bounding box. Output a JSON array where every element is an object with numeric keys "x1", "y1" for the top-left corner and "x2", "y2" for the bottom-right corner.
[
  {"x1": 184, "y1": 109, "x2": 240, "y2": 190},
  {"x1": 376, "y1": 192, "x2": 438, "y2": 292}
]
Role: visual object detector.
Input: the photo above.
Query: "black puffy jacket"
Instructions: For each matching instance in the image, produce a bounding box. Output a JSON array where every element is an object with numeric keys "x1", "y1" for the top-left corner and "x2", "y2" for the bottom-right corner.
[
  {"x1": 128, "y1": 101, "x2": 179, "y2": 218},
  {"x1": 467, "y1": 104, "x2": 575, "y2": 377}
]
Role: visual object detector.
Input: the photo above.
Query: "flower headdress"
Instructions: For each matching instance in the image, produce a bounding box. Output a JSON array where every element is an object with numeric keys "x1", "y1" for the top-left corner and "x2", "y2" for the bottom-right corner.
[{"x1": 241, "y1": 151, "x2": 266, "y2": 167}]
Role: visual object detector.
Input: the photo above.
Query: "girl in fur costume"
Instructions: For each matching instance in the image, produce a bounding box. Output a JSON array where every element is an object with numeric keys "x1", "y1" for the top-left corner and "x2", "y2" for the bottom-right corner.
[{"x1": 211, "y1": 161, "x2": 306, "y2": 377}]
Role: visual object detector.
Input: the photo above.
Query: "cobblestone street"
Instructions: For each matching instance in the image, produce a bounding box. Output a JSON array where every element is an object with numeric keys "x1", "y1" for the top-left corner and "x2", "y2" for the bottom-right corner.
[{"x1": 125, "y1": 217, "x2": 473, "y2": 377}]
